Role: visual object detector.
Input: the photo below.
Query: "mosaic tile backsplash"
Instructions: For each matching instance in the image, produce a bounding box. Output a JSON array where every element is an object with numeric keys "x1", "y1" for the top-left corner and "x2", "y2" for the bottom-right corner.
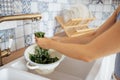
[{"x1": 0, "y1": 0, "x2": 120, "y2": 51}]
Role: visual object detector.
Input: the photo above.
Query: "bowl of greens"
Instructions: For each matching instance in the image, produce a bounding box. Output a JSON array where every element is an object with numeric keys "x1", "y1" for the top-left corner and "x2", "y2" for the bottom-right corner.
[{"x1": 24, "y1": 32, "x2": 65, "y2": 74}]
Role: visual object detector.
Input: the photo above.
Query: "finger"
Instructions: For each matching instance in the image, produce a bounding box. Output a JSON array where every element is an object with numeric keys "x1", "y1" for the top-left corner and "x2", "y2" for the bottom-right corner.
[
  {"x1": 35, "y1": 37, "x2": 38, "y2": 42},
  {"x1": 35, "y1": 37, "x2": 38, "y2": 39}
]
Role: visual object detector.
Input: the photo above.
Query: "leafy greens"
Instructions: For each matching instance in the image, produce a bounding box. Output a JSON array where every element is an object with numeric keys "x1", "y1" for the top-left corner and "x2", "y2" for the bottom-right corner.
[{"x1": 29, "y1": 32, "x2": 59, "y2": 64}]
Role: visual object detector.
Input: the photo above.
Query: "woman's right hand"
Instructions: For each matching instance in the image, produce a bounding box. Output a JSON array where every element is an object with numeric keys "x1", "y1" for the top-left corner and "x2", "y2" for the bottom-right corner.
[{"x1": 35, "y1": 37, "x2": 52, "y2": 49}]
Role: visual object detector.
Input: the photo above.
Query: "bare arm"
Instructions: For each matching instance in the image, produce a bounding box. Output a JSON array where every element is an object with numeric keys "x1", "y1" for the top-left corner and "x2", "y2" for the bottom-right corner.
[
  {"x1": 53, "y1": 33, "x2": 95, "y2": 44},
  {"x1": 36, "y1": 21, "x2": 120, "y2": 62},
  {"x1": 36, "y1": 6, "x2": 120, "y2": 62},
  {"x1": 55, "y1": 21, "x2": 120, "y2": 61}
]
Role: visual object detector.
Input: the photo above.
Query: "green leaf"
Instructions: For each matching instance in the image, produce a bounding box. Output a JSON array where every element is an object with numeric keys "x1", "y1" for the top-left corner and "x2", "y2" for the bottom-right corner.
[{"x1": 29, "y1": 31, "x2": 59, "y2": 64}]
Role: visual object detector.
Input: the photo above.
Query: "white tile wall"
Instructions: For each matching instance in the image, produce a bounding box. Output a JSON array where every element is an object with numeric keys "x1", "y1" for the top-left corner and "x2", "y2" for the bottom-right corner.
[
  {"x1": 48, "y1": 3, "x2": 61, "y2": 11},
  {"x1": 0, "y1": 0, "x2": 120, "y2": 51},
  {"x1": 37, "y1": 0, "x2": 54, "y2": 2},
  {"x1": 41, "y1": 12, "x2": 49, "y2": 21},
  {"x1": 0, "y1": 21, "x2": 17, "y2": 30},
  {"x1": 13, "y1": 1, "x2": 22, "y2": 14},
  {"x1": 16, "y1": 21, "x2": 23, "y2": 26},
  {"x1": 47, "y1": 21, "x2": 56, "y2": 29},
  {"x1": 45, "y1": 29, "x2": 54, "y2": 38},
  {"x1": 15, "y1": 26, "x2": 24, "y2": 38},
  {"x1": 77, "y1": 0, "x2": 89, "y2": 4},
  {"x1": 24, "y1": 24, "x2": 32, "y2": 35},
  {"x1": 31, "y1": 2, "x2": 38, "y2": 13},
  {"x1": 31, "y1": 21, "x2": 39, "y2": 33},
  {"x1": 38, "y1": 22, "x2": 46, "y2": 32},
  {"x1": 23, "y1": 20, "x2": 32, "y2": 25},
  {"x1": 16, "y1": 37, "x2": 25, "y2": 50},
  {"x1": 57, "y1": 0, "x2": 68, "y2": 3}
]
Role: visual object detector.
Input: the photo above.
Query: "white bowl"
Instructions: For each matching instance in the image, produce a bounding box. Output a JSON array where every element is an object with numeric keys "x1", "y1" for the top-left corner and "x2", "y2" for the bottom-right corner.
[{"x1": 24, "y1": 44, "x2": 65, "y2": 74}]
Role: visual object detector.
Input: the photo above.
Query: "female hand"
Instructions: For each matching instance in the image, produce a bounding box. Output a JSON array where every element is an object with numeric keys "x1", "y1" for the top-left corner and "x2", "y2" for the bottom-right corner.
[
  {"x1": 52, "y1": 36, "x2": 62, "y2": 41},
  {"x1": 35, "y1": 37, "x2": 52, "y2": 49},
  {"x1": 52, "y1": 36, "x2": 67, "y2": 42}
]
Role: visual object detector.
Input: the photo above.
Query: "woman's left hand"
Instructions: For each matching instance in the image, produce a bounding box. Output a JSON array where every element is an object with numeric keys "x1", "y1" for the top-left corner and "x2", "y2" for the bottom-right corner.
[{"x1": 35, "y1": 37, "x2": 52, "y2": 49}]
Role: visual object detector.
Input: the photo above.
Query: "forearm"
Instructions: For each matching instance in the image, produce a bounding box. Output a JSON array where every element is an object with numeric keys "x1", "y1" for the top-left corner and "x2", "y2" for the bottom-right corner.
[
  {"x1": 36, "y1": 22, "x2": 120, "y2": 62},
  {"x1": 54, "y1": 31, "x2": 96, "y2": 44},
  {"x1": 49, "y1": 21, "x2": 120, "y2": 62},
  {"x1": 49, "y1": 40, "x2": 94, "y2": 62}
]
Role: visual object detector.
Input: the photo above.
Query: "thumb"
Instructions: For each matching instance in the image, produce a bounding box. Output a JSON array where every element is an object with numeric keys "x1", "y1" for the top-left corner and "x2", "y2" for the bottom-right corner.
[{"x1": 35, "y1": 37, "x2": 39, "y2": 42}]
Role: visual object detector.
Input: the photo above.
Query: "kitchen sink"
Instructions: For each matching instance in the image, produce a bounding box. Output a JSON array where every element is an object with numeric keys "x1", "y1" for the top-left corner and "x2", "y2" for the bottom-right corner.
[
  {"x1": 0, "y1": 68, "x2": 49, "y2": 80},
  {"x1": 9, "y1": 57, "x2": 101, "y2": 80}
]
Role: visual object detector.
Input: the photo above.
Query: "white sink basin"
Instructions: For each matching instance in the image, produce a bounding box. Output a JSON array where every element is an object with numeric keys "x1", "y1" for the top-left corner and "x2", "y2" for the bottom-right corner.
[
  {"x1": 9, "y1": 57, "x2": 100, "y2": 80},
  {"x1": 0, "y1": 68, "x2": 50, "y2": 80}
]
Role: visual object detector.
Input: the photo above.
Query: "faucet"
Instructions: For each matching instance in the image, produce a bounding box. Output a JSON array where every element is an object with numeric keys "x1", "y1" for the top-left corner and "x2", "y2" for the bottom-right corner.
[
  {"x1": 0, "y1": 13, "x2": 42, "y2": 66},
  {"x1": 0, "y1": 13, "x2": 42, "y2": 23}
]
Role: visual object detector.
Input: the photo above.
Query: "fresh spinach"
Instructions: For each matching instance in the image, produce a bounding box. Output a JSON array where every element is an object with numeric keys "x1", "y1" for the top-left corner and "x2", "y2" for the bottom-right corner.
[
  {"x1": 29, "y1": 32, "x2": 59, "y2": 64},
  {"x1": 34, "y1": 32, "x2": 45, "y2": 38}
]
